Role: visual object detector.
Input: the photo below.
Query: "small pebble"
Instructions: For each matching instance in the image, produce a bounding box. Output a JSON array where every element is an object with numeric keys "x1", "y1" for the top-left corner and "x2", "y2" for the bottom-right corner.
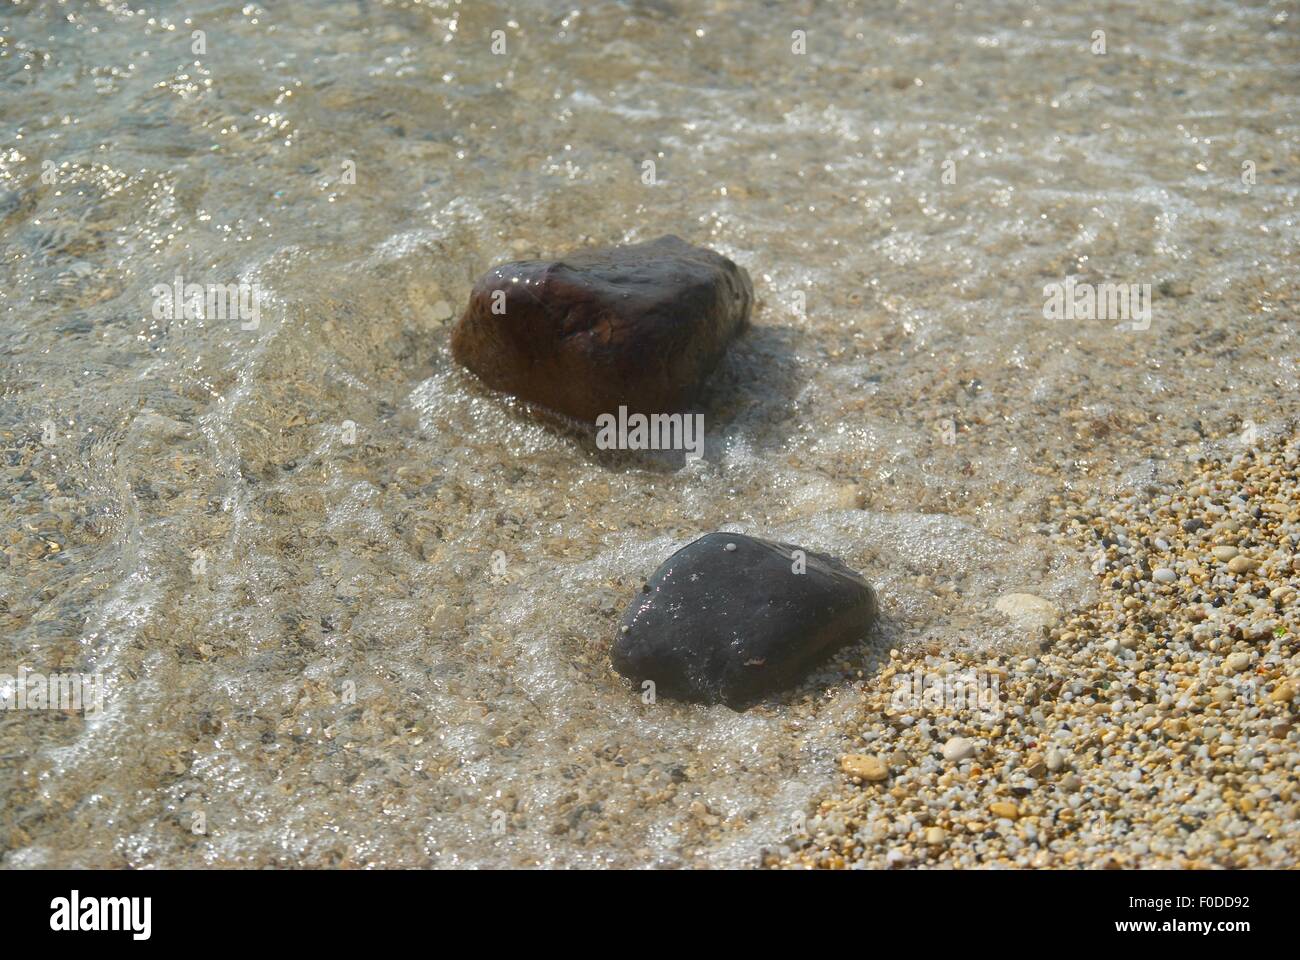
[
  {"x1": 988, "y1": 801, "x2": 1021, "y2": 820},
  {"x1": 840, "y1": 754, "x2": 888, "y2": 782},
  {"x1": 1227, "y1": 555, "x2": 1256, "y2": 574},
  {"x1": 1269, "y1": 680, "x2": 1295, "y2": 704},
  {"x1": 994, "y1": 592, "x2": 1060, "y2": 629},
  {"x1": 941, "y1": 737, "x2": 974, "y2": 762},
  {"x1": 1224, "y1": 651, "x2": 1251, "y2": 674}
]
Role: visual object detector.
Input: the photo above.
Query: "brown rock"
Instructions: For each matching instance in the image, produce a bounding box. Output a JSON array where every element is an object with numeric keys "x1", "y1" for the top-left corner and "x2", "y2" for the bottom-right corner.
[{"x1": 451, "y1": 235, "x2": 752, "y2": 422}]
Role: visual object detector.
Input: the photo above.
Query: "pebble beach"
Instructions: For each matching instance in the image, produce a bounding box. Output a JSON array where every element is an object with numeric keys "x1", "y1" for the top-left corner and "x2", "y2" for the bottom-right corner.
[{"x1": 770, "y1": 430, "x2": 1300, "y2": 869}]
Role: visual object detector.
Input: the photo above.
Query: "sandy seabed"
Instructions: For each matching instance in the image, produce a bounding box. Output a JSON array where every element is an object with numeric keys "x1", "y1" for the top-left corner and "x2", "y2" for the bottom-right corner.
[{"x1": 1, "y1": 0, "x2": 1296, "y2": 867}]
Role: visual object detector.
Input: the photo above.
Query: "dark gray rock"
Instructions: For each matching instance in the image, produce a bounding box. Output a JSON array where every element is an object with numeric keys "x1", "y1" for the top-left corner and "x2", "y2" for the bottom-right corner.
[
  {"x1": 450, "y1": 235, "x2": 751, "y2": 422},
  {"x1": 612, "y1": 533, "x2": 877, "y2": 707}
]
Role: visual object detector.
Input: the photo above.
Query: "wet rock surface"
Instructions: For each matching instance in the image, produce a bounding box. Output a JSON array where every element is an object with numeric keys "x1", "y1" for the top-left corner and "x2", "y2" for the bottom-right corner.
[
  {"x1": 612, "y1": 533, "x2": 878, "y2": 707},
  {"x1": 451, "y1": 235, "x2": 752, "y2": 422}
]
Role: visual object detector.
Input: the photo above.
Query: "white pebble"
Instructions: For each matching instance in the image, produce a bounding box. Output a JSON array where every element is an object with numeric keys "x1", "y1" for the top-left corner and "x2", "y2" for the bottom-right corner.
[{"x1": 942, "y1": 736, "x2": 974, "y2": 762}]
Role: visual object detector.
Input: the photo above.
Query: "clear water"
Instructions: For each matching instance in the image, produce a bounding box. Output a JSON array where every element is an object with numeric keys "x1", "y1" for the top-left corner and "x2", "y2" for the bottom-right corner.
[{"x1": 1, "y1": 0, "x2": 1295, "y2": 867}]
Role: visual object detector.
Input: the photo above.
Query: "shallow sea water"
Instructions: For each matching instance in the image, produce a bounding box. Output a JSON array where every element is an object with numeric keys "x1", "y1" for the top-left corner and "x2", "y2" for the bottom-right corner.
[{"x1": 1, "y1": 0, "x2": 1296, "y2": 866}]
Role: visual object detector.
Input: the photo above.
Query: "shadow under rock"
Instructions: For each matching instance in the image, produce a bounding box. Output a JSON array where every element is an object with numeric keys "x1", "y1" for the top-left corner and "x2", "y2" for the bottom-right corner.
[
  {"x1": 696, "y1": 321, "x2": 805, "y2": 453},
  {"x1": 443, "y1": 320, "x2": 806, "y2": 474},
  {"x1": 571, "y1": 320, "x2": 805, "y2": 473}
]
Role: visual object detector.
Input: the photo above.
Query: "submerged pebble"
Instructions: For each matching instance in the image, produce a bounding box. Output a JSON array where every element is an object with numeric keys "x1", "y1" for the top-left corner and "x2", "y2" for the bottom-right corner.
[{"x1": 994, "y1": 592, "x2": 1060, "y2": 630}]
